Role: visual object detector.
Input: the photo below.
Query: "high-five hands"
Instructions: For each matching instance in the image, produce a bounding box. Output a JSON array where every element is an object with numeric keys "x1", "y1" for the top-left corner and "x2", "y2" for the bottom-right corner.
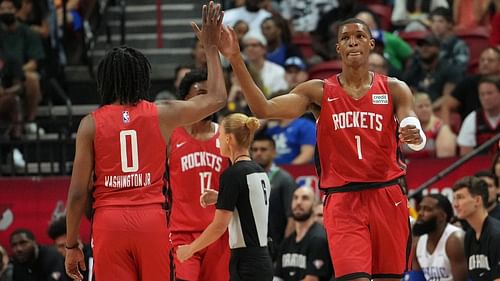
[{"x1": 191, "y1": 1, "x2": 224, "y2": 49}]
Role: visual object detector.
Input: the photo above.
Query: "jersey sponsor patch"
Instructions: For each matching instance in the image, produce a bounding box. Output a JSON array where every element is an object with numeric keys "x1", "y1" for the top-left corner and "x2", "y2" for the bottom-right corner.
[
  {"x1": 122, "y1": 111, "x2": 130, "y2": 123},
  {"x1": 372, "y1": 94, "x2": 388, "y2": 104}
]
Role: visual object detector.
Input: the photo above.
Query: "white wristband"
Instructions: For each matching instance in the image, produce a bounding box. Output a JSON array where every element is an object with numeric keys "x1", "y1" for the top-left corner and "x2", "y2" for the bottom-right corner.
[{"x1": 400, "y1": 116, "x2": 426, "y2": 151}]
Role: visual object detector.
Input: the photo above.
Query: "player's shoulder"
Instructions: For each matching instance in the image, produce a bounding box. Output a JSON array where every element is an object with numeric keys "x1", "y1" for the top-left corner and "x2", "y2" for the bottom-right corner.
[{"x1": 486, "y1": 216, "x2": 500, "y2": 235}]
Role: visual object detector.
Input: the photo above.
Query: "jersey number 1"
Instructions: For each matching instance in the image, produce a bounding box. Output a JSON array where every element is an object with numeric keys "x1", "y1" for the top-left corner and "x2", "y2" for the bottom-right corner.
[
  {"x1": 120, "y1": 130, "x2": 139, "y2": 172},
  {"x1": 355, "y1": 135, "x2": 363, "y2": 160}
]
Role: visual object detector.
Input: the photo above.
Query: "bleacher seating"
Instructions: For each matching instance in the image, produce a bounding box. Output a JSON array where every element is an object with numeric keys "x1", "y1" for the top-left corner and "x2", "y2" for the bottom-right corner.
[
  {"x1": 456, "y1": 27, "x2": 490, "y2": 74},
  {"x1": 308, "y1": 60, "x2": 342, "y2": 80}
]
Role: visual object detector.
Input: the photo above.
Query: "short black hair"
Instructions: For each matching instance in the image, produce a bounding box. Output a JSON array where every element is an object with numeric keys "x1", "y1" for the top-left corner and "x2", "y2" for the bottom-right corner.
[
  {"x1": 475, "y1": 170, "x2": 499, "y2": 187},
  {"x1": 478, "y1": 77, "x2": 500, "y2": 92},
  {"x1": 47, "y1": 216, "x2": 67, "y2": 240},
  {"x1": 430, "y1": 7, "x2": 453, "y2": 24},
  {"x1": 336, "y1": 18, "x2": 373, "y2": 40},
  {"x1": 0, "y1": 0, "x2": 21, "y2": 9},
  {"x1": 453, "y1": 176, "x2": 489, "y2": 208},
  {"x1": 97, "y1": 46, "x2": 151, "y2": 106},
  {"x1": 10, "y1": 228, "x2": 35, "y2": 242},
  {"x1": 252, "y1": 133, "x2": 276, "y2": 148},
  {"x1": 177, "y1": 68, "x2": 207, "y2": 100},
  {"x1": 426, "y1": 194, "x2": 454, "y2": 223}
]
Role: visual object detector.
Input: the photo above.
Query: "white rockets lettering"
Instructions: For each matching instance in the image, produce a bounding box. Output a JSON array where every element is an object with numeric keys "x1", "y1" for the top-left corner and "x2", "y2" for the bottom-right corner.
[
  {"x1": 180, "y1": 152, "x2": 223, "y2": 172},
  {"x1": 331, "y1": 111, "x2": 383, "y2": 131},
  {"x1": 104, "y1": 173, "x2": 151, "y2": 188}
]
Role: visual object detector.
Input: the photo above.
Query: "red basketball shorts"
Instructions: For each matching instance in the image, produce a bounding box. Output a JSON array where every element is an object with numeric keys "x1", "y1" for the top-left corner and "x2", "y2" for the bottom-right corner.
[
  {"x1": 171, "y1": 231, "x2": 230, "y2": 281},
  {"x1": 92, "y1": 205, "x2": 171, "y2": 281},
  {"x1": 323, "y1": 184, "x2": 411, "y2": 280}
]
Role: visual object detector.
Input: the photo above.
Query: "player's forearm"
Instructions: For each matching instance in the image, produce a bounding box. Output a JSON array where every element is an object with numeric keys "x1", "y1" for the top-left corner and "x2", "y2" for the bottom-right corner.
[
  {"x1": 66, "y1": 187, "x2": 88, "y2": 246},
  {"x1": 228, "y1": 55, "x2": 271, "y2": 118},
  {"x1": 190, "y1": 220, "x2": 227, "y2": 254},
  {"x1": 205, "y1": 46, "x2": 227, "y2": 112}
]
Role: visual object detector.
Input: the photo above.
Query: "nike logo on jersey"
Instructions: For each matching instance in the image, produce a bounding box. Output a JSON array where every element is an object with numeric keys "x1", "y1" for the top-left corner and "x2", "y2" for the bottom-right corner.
[
  {"x1": 176, "y1": 142, "x2": 187, "y2": 148},
  {"x1": 327, "y1": 97, "x2": 339, "y2": 102},
  {"x1": 395, "y1": 200, "x2": 403, "y2": 206}
]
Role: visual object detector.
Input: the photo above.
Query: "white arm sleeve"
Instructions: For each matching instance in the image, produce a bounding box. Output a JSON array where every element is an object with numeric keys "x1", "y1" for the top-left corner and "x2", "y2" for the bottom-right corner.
[{"x1": 400, "y1": 116, "x2": 427, "y2": 151}]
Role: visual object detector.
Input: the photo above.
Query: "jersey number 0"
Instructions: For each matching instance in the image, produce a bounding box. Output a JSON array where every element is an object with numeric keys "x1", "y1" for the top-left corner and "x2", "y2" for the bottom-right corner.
[{"x1": 119, "y1": 130, "x2": 139, "y2": 173}]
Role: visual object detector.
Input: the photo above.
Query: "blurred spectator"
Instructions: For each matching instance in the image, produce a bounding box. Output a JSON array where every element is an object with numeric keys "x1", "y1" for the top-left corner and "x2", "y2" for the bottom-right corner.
[
  {"x1": 312, "y1": 0, "x2": 364, "y2": 61},
  {"x1": 191, "y1": 39, "x2": 207, "y2": 70},
  {"x1": 54, "y1": 0, "x2": 81, "y2": 31},
  {"x1": 16, "y1": 0, "x2": 49, "y2": 38},
  {"x1": 0, "y1": 54, "x2": 23, "y2": 141},
  {"x1": 233, "y1": 19, "x2": 249, "y2": 46},
  {"x1": 493, "y1": 153, "x2": 500, "y2": 190},
  {"x1": 403, "y1": 35, "x2": 462, "y2": 105},
  {"x1": 47, "y1": 216, "x2": 92, "y2": 281},
  {"x1": 355, "y1": 10, "x2": 413, "y2": 73},
  {"x1": 265, "y1": 114, "x2": 316, "y2": 165},
  {"x1": 403, "y1": 93, "x2": 456, "y2": 158},
  {"x1": 457, "y1": 77, "x2": 500, "y2": 156},
  {"x1": 223, "y1": 0, "x2": 272, "y2": 35},
  {"x1": 411, "y1": 194, "x2": 467, "y2": 281},
  {"x1": 430, "y1": 7, "x2": 470, "y2": 73},
  {"x1": 261, "y1": 15, "x2": 302, "y2": 66},
  {"x1": 283, "y1": 56, "x2": 308, "y2": 88},
  {"x1": 9, "y1": 228, "x2": 67, "y2": 281},
  {"x1": 0, "y1": 0, "x2": 45, "y2": 134},
  {"x1": 279, "y1": 0, "x2": 337, "y2": 33},
  {"x1": 441, "y1": 47, "x2": 500, "y2": 126},
  {"x1": 368, "y1": 52, "x2": 389, "y2": 75},
  {"x1": 251, "y1": 134, "x2": 297, "y2": 260},
  {"x1": 452, "y1": 176, "x2": 500, "y2": 281},
  {"x1": 156, "y1": 64, "x2": 192, "y2": 101},
  {"x1": 475, "y1": 170, "x2": 500, "y2": 219},
  {"x1": 313, "y1": 200, "x2": 323, "y2": 225},
  {"x1": 273, "y1": 186, "x2": 333, "y2": 281},
  {"x1": 391, "y1": 0, "x2": 449, "y2": 31},
  {"x1": 242, "y1": 31, "x2": 288, "y2": 96},
  {"x1": 0, "y1": 245, "x2": 13, "y2": 281},
  {"x1": 453, "y1": 0, "x2": 491, "y2": 30},
  {"x1": 491, "y1": 1, "x2": 500, "y2": 46}
]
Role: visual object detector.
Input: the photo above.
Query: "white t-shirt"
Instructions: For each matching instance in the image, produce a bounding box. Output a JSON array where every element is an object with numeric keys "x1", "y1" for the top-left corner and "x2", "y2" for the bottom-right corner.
[
  {"x1": 260, "y1": 60, "x2": 288, "y2": 96},
  {"x1": 280, "y1": 0, "x2": 337, "y2": 32},
  {"x1": 223, "y1": 7, "x2": 271, "y2": 35},
  {"x1": 457, "y1": 111, "x2": 500, "y2": 147}
]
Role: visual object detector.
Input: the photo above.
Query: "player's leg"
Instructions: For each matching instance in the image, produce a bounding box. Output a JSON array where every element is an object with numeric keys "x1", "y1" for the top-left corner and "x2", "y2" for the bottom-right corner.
[
  {"x1": 369, "y1": 185, "x2": 411, "y2": 281},
  {"x1": 199, "y1": 231, "x2": 230, "y2": 281},
  {"x1": 92, "y1": 208, "x2": 137, "y2": 280},
  {"x1": 135, "y1": 207, "x2": 171, "y2": 281},
  {"x1": 171, "y1": 232, "x2": 202, "y2": 281},
  {"x1": 323, "y1": 192, "x2": 372, "y2": 281}
]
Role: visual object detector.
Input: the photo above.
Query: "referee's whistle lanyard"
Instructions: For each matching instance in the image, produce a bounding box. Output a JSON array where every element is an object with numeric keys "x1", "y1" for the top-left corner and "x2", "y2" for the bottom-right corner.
[{"x1": 267, "y1": 163, "x2": 279, "y2": 182}]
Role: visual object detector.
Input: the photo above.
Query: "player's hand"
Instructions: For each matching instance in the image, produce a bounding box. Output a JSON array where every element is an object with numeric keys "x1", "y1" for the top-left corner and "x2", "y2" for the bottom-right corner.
[
  {"x1": 177, "y1": 244, "x2": 193, "y2": 262},
  {"x1": 399, "y1": 125, "x2": 422, "y2": 145},
  {"x1": 191, "y1": 1, "x2": 224, "y2": 49},
  {"x1": 65, "y1": 248, "x2": 86, "y2": 281},
  {"x1": 200, "y1": 189, "x2": 219, "y2": 208},
  {"x1": 218, "y1": 25, "x2": 241, "y2": 61}
]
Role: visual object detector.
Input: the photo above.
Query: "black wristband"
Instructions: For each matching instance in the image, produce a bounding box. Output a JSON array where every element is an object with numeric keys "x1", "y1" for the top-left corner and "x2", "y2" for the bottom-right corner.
[{"x1": 65, "y1": 242, "x2": 79, "y2": 249}]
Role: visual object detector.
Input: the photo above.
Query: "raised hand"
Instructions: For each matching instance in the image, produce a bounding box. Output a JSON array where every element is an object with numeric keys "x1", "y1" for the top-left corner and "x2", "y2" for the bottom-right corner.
[
  {"x1": 191, "y1": 1, "x2": 224, "y2": 49},
  {"x1": 218, "y1": 25, "x2": 241, "y2": 61}
]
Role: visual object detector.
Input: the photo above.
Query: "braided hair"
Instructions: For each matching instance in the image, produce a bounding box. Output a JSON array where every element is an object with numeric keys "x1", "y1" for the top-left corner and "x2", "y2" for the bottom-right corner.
[{"x1": 97, "y1": 46, "x2": 151, "y2": 105}]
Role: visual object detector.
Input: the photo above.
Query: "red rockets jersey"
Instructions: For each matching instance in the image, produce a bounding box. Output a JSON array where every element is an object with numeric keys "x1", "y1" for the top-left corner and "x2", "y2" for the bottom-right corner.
[
  {"x1": 316, "y1": 73, "x2": 406, "y2": 188},
  {"x1": 92, "y1": 101, "x2": 167, "y2": 209},
  {"x1": 168, "y1": 125, "x2": 229, "y2": 232}
]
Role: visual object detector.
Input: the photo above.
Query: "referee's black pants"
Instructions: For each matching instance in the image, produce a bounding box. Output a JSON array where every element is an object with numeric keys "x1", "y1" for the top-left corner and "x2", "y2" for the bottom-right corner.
[{"x1": 230, "y1": 247, "x2": 273, "y2": 281}]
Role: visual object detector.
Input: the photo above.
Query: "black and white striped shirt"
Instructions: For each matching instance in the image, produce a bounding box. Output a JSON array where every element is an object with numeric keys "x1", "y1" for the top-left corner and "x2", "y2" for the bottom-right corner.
[{"x1": 216, "y1": 160, "x2": 271, "y2": 249}]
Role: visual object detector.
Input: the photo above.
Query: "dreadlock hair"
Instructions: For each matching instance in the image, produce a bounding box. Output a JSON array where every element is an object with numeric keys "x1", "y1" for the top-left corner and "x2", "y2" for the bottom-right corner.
[
  {"x1": 177, "y1": 68, "x2": 207, "y2": 101},
  {"x1": 97, "y1": 46, "x2": 151, "y2": 106}
]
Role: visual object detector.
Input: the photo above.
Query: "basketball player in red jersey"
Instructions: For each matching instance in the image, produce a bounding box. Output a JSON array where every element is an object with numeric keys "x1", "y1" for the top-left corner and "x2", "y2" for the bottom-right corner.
[
  {"x1": 64, "y1": 2, "x2": 227, "y2": 280},
  {"x1": 216, "y1": 18, "x2": 426, "y2": 281},
  {"x1": 168, "y1": 69, "x2": 230, "y2": 281}
]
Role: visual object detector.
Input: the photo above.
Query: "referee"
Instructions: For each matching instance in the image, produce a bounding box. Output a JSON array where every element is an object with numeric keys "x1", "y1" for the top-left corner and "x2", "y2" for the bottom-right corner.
[{"x1": 177, "y1": 113, "x2": 273, "y2": 281}]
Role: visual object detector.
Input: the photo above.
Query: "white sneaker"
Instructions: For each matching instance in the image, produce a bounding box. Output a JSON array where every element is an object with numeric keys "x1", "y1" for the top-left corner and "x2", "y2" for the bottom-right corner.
[
  {"x1": 12, "y1": 148, "x2": 26, "y2": 168},
  {"x1": 25, "y1": 122, "x2": 45, "y2": 135}
]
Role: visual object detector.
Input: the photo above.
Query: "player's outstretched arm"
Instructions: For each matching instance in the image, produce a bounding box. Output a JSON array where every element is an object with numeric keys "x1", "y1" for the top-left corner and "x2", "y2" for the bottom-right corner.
[
  {"x1": 65, "y1": 114, "x2": 93, "y2": 280},
  {"x1": 219, "y1": 25, "x2": 321, "y2": 119},
  {"x1": 158, "y1": 1, "x2": 227, "y2": 127},
  {"x1": 390, "y1": 78, "x2": 426, "y2": 151}
]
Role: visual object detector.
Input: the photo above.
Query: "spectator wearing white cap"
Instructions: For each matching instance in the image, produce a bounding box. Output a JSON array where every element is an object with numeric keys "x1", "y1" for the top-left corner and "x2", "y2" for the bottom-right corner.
[{"x1": 242, "y1": 31, "x2": 288, "y2": 97}]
